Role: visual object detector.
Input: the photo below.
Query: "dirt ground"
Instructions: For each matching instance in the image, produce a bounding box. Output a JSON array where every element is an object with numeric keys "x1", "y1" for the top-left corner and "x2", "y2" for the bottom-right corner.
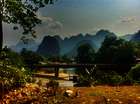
[
  {"x1": 1, "y1": 84, "x2": 140, "y2": 104},
  {"x1": 1, "y1": 71, "x2": 140, "y2": 104},
  {"x1": 72, "y1": 86, "x2": 140, "y2": 104},
  {"x1": 32, "y1": 72, "x2": 140, "y2": 103}
]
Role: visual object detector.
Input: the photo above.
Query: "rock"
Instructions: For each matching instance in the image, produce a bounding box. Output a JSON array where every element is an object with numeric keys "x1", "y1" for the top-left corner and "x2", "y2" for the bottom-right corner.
[{"x1": 66, "y1": 90, "x2": 74, "y2": 96}]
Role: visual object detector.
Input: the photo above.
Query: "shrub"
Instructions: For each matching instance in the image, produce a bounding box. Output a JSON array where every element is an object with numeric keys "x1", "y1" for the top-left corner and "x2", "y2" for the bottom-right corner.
[
  {"x1": 127, "y1": 64, "x2": 140, "y2": 84},
  {"x1": 0, "y1": 49, "x2": 32, "y2": 97},
  {"x1": 0, "y1": 66, "x2": 32, "y2": 90},
  {"x1": 46, "y1": 80, "x2": 59, "y2": 88},
  {"x1": 95, "y1": 70, "x2": 123, "y2": 86},
  {"x1": 0, "y1": 48, "x2": 24, "y2": 68},
  {"x1": 74, "y1": 77, "x2": 91, "y2": 87},
  {"x1": 120, "y1": 74, "x2": 133, "y2": 85},
  {"x1": 20, "y1": 48, "x2": 44, "y2": 71},
  {"x1": 46, "y1": 80, "x2": 59, "y2": 96}
]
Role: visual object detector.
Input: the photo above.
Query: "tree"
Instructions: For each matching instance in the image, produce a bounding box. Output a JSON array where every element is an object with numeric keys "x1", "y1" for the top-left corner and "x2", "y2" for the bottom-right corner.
[
  {"x1": 95, "y1": 34, "x2": 118, "y2": 64},
  {"x1": 132, "y1": 41, "x2": 140, "y2": 58},
  {"x1": 0, "y1": 0, "x2": 56, "y2": 50},
  {"x1": 0, "y1": 46, "x2": 24, "y2": 67},
  {"x1": 95, "y1": 35, "x2": 136, "y2": 74},
  {"x1": 75, "y1": 43, "x2": 95, "y2": 64},
  {"x1": 75, "y1": 43, "x2": 95, "y2": 86},
  {"x1": 20, "y1": 48, "x2": 44, "y2": 70}
]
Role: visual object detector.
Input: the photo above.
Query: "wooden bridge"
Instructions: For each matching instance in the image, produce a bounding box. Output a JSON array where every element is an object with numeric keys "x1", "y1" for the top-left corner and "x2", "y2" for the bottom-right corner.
[
  {"x1": 35, "y1": 63, "x2": 129, "y2": 78},
  {"x1": 35, "y1": 63, "x2": 98, "y2": 77}
]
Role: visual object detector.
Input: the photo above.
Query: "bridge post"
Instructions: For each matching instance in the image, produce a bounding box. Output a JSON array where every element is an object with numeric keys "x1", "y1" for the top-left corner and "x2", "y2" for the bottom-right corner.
[{"x1": 55, "y1": 67, "x2": 59, "y2": 78}]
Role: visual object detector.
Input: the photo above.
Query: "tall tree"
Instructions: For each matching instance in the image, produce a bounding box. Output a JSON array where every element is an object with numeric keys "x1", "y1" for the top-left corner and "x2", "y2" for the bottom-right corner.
[
  {"x1": 75, "y1": 43, "x2": 95, "y2": 85},
  {"x1": 0, "y1": 0, "x2": 56, "y2": 50},
  {"x1": 76, "y1": 43, "x2": 95, "y2": 64},
  {"x1": 95, "y1": 35, "x2": 136, "y2": 74}
]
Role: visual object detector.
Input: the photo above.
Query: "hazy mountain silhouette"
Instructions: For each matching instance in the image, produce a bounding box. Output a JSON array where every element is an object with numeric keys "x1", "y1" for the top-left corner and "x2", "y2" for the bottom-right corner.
[
  {"x1": 36, "y1": 29, "x2": 116, "y2": 57},
  {"x1": 10, "y1": 29, "x2": 117, "y2": 56},
  {"x1": 131, "y1": 30, "x2": 140, "y2": 41},
  {"x1": 37, "y1": 36, "x2": 60, "y2": 57},
  {"x1": 89, "y1": 29, "x2": 116, "y2": 48},
  {"x1": 61, "y1": 33, "x2": 85, "y2": 54},
  {"x1": 121, "y1": 34, "x2": 133, "y2": 41},
  {"x1": 10, "y1": 38, "x2": 38, "y2": 52},
  {"x1": 66, "y1": 40, "x2": 96, "y2": 58}
]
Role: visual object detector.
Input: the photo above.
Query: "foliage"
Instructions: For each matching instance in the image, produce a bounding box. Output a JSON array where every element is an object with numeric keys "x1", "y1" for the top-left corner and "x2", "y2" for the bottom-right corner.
[
  {"x1": 0, "y1": 65, "x2": 32, "y2": 98},
  {"x1": 95, "y1": 35, "x2": 118, "y2": 64},
  {"x1": 0, "y1": 0, "x2": 55, "y2": 34},
  {"x1": 132, "y1": 41, "x2": 140, "y2": 58},
  {"x1": 20, "y1": 48, "x2": 44, "y2": 70},
  {"x1": 94, "y1": 70, "x2": 123, "y2": 86},
  {"x1": 0, "y1": 47, "x2": 24, "y2": 68},
  {"x1": 0, "y1": 0, "x2": 57, "y2": 50},
  {"x1": 75, "y1": 43, "x2": 95, "y2": 64},
  {"x1": 46, "y1": 80, "x2": 59, "y2": 89},
  {"x1": 47, "y1": 56, "x2": 60, "y2": 62},
  {"x1": 0, "y1": 48, "x2": 33, "y2": 97},
  {"x1": 60, "y1": 55, "x2": 72, "y2": 63},
  {"x1": 127, "y1": 64, "x2": 140, "y2": 83},
  {"x1": 46, "y1": 80, "x2": 59, "y2": 96},
  {"x1": 95, "y1": 35, "x2": 136, "y2": 74},
  {"x1": 75, "y1": 43, "x2": 95, "y2": 86},
  {"x1": 74, "y1": 77, "x2": 92, "y2": 87},
  {"x1": 121, "y1": 74, "x2": 133, "y2": 85}
]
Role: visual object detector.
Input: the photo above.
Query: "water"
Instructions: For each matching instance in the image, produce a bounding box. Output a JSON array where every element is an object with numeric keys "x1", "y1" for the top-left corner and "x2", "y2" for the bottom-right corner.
[
  {"x1": 59, "y1": 68, "x2": 76, "y2": 87},
  {"x1": 59, "y1": 81, "x2": 75, "y2": 87},
  {"x1": 60, "y1": 68, "x2": 75, "y2": 74}
]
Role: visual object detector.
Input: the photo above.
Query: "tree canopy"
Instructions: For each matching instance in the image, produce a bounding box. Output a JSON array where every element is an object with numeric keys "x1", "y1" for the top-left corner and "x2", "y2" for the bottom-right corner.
[
  {"x1": 75, "y1": 43, "x2": 95, "y2": 86},
  {"x1": 20, "y1": 48, "x2": 44, "y2": 70},
  {"x1": 0, "y1": 0, "x2": 57, "y2": 50},
  {"x1": 95, "y1": 35, "x2": 136, "y2": 74},
  {"x1": 75, "y1": 43, "x2": 95, "y2": 64}
]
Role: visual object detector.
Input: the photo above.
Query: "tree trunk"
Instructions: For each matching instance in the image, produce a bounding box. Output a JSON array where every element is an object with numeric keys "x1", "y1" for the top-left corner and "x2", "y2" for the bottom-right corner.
[
  {"x1": 55, "y1": 67, "x2": 59, "y2": 78},
  {"x1": 0, "y1": 18, "x2": 3, "y2": 51},
  {"x1": 0, "y1": 0, "x2": 4, "y2": 51}
]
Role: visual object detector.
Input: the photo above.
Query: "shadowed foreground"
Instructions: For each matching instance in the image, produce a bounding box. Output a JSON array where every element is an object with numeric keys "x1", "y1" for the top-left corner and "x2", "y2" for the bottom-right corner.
[{"x1": 1, "y1": 84, "x2": 140, "y2": 104}]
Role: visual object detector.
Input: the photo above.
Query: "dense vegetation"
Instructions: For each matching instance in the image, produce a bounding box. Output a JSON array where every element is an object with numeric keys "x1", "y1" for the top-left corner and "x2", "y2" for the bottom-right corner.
[
  {"x1": 0, "y1": 47, "x2": 34, "y2": 98},
  {"x1": 75, "y1": 35, "x2": 140, "y2": 86}
]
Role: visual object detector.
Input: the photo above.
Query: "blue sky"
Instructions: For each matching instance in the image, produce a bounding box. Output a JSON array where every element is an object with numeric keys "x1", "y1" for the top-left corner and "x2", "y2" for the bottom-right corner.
[{"x1": 4, "y1": 0, "x2": 140, "y2": 46}]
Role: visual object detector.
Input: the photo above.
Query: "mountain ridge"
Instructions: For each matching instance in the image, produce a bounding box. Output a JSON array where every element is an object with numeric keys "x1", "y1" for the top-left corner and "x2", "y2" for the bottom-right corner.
[{"x1": 10, "y1": 29, "x2": 140, "y2": 57}]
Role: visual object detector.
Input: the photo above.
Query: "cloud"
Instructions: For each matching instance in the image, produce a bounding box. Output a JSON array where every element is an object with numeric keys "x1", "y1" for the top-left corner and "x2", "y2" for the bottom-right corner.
[
  {"x1": 47, "y1": 21, "x2": 63, "y2": 30},
  {"x1": 108, "y1": 16, "x2": 140, "y2": 36},
  {"x1": 120, "y1": 16, "x2": 136, "y2": 23},
  {"x1": 35, "y1": 12, "x2": 63, "y2": 36}
]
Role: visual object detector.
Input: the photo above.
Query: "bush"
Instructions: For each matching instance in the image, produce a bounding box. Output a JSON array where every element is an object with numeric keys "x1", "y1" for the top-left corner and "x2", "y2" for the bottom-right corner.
[
  {"x1": 74, "y1": 71, "x2": 95, "y2": 87},
  {"x1": 46, "y1": 80, "x2": 59, "y2": 96},
  {"x1": 0, "y1": 48, "x2": 24, "y2": 68},
  {"x1": 0, "y1": 66, "x2": 32, "y2": 90},
  {"x1": 20, "y1": 48, "x2": 44, "y2": 71},
  {"x1": 120, "y1": 74, "x2": 133, "y2": 85},
  {"x1": 95, "y1": 70, "x2": 123, "y2": 86},
  {"x1": 0, "y1": 49, "x2": 32, "y2": 97},
  {"x1": 74, "y1": 80, "x2": 91, "y2": 87},
  {"x1": 127, "y1": 64, "x2": 140, "y2": 84}
]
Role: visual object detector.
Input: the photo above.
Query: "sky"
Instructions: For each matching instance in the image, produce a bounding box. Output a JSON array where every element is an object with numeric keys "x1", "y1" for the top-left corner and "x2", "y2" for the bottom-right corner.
[{"x1": 3, "y1": 0, "x2": 140, "y2": 46}]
